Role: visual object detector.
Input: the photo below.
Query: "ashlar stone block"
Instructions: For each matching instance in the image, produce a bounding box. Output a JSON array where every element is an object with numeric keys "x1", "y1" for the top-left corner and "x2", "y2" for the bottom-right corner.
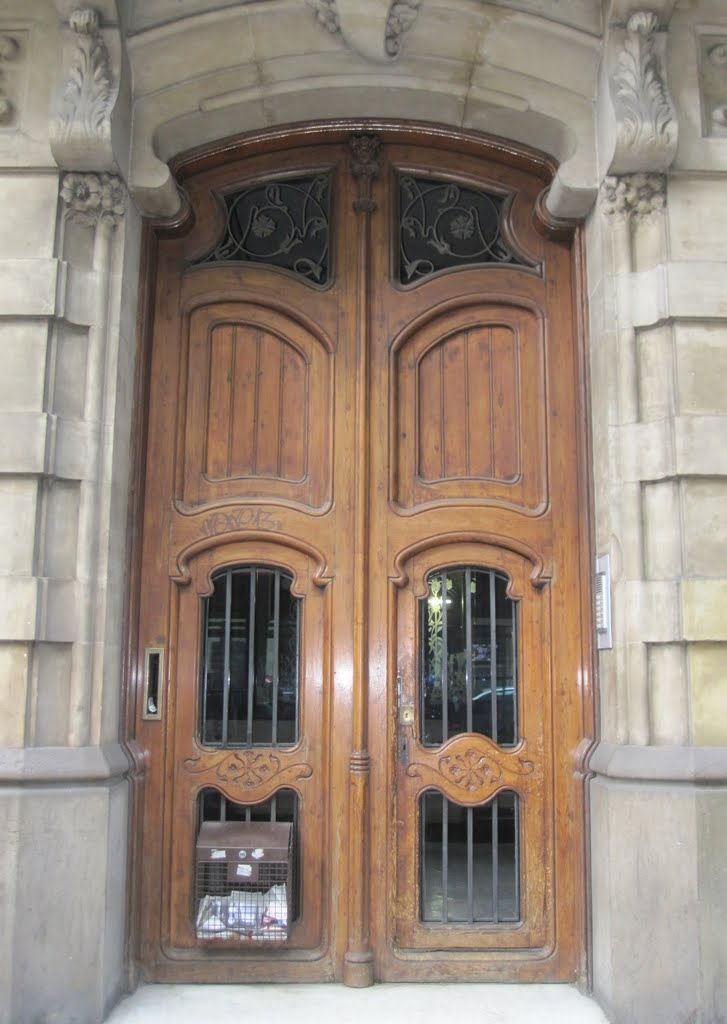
[
  {"x1": 675, "y1": 322, "x2": 727, "y2": 416},
  {"x1": 683, "y1": 479, "x2": 727, "y2": 577},
  {"x1": 0, "y1": 478, "x2": 38, "y2": 574},
  {"x1": 0, "y1": 173, "x2": 58, "y2": 259},
  {"x1": 689, "y1": 642, "x2": 727, "y2": 745}
]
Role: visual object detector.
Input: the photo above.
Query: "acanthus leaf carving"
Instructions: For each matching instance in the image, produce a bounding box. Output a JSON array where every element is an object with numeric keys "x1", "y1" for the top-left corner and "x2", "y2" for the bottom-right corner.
[
  {"x1": 608, "y1": 11, "x2": 677, "y2": 174},
  {"x1": 50, "y1": 7, "x2": 121, "y2": 172}
]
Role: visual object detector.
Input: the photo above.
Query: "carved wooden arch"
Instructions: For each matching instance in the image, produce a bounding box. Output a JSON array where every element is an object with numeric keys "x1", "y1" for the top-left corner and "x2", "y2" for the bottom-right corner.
[
  {"x1": 173, "y1": 536, "x2": 333, "y2": 597},
  {"x1": 391, "y1": 533, "x2": 551, "y2": 593}
]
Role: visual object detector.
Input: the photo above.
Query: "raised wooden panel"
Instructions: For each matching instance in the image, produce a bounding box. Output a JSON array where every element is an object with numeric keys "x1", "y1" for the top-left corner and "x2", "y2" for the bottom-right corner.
[
  {"x1": 205, "y1": 324, "x2": 308, "y2": 482},
  {"x1": 392, "y1": 303, "x2": 547, "y2": 514},
  {"x1": 181, "y1": 302, "x2": 333, "y2": 512}
]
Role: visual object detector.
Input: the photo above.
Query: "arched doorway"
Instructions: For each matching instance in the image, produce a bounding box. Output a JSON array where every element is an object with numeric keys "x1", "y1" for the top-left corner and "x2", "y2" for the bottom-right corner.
[{"x1": 129, "y1": 122, "x2": 593, "y2": 985}]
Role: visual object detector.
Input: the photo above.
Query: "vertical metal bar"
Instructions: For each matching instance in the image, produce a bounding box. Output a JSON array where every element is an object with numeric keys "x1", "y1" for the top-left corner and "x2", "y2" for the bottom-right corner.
[
  {"x1": 492, "y1": 796, "x2": 500, "y2": 923},
  {"x1": 441, "y1": 795, "x2": 448, "y2": 923},
  {"x1": 271, "y1": 794, "x2": 277, "y2": 823},
  {"x1": 221, "y1": 570, "x2": 232, "y2": 746},
  {"x1": 246, "y1": 567, "x2": 257, "y2": 745},
  {"x1": 442, "y1": 571, "x2": 449, "y2": 743},
  {"x1": 294, "y1": 597, "x2": 301, "y2": 743},
  {"x1": 465, "y1": 568, "x2": 473, "y2": 733},
  {"x1": 272, "y1": 571, "x2": 280, "y2": 745},
  {"x1": 513, "y1": 796, "x2": 520, "y2": 921},
  {"x1": 511, "y1": 598, "x2": 518, "y2": 744},
  {"x1": 489, "y1": 571, "x2": 498, "y2": 744},
  {"x1": 467, "y1": 806, "x2": 474, "y2": 924},
  {"x1": 245, "y1": 805, "x2": 251, "y2": 823},
  {"x1": 201, "y1": 589, "x2": 211, "y2": 742},
  {"x1": 220, "y1": 795, "x2": 227, "y2": 824},
  {"x1": 421, "y1": 796, "x2": 427, "y2": 920}
]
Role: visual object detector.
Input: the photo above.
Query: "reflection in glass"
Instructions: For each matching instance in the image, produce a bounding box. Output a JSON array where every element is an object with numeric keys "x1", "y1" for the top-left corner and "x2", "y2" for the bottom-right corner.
[
  {"x1": 420, "y1": 791, "x2": 520, "y2": 923},
  {"x1": 421, "y1": 567, "x2": 517, "y2": 746},
  {"x1": 201, "y1": 567, "x2": 300, "y2": 746}
]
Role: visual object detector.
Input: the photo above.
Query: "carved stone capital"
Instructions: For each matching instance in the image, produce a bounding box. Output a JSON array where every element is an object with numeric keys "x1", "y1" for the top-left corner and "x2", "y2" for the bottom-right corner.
[
  {"x1": 50, "y1": 7, "x2": 121, "y2": 172},
  {"x1": 600, "y1": 172, "x2": 666, "y2": 220},
  {"x1": 60, "y1": 171, "x2": 126, "y2": 228},
  {"x1": 607, "y1": 10, "x2": 677, "y2": 174},
  {"x1": 306, "y1": 0, "x2": 420, "y2": 61}
]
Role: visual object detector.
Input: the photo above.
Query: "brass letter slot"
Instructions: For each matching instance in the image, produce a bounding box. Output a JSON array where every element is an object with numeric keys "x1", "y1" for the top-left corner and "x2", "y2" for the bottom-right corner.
[{"x1": 142, "y1": 647, "x2": 164, "y2": 721}]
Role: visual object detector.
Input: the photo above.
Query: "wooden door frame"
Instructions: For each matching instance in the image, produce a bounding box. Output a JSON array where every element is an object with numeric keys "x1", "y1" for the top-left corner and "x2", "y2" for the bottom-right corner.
[{"x1": 122, "y1": 119, "x2": 596, "y2": 988}]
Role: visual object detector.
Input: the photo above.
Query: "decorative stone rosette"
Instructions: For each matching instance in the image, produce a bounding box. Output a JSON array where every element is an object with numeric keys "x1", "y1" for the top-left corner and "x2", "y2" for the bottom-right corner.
[
  {"x1": 60, "y1": 171, "x2": 126, "y2": 227},
  {"x1": 601, "y1": 172, "x2": 666, "y2": 219}
]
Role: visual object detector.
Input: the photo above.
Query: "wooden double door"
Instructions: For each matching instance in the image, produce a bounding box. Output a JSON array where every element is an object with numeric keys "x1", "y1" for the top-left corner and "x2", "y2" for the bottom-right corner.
[{"x1": 132, "y1": 125, "x2": 592, "y2": 984}]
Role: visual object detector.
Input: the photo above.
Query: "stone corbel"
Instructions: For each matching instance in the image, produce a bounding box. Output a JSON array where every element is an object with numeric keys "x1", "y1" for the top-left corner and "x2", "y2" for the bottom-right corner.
[
  {"x1": 49, "y1": 6, "x2": 123, "y2": 172},
  {"x1": 306, "y1": 0, "x2": 421, "y2": 61},
  {"x1": 601, "y1": 9, "x2": 678, "y2": 176}
]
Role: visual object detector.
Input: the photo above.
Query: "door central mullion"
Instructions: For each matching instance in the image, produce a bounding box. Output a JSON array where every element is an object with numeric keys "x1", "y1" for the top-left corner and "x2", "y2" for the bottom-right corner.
[{"x1": 343, "y1": 134, "x2": 380, "y2": 989}]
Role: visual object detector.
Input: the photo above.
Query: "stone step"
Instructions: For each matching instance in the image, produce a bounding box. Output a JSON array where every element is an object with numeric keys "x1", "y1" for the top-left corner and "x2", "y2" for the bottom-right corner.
[{"x1": 106, "y1": 983, "x2": 610, "y2": 1024}]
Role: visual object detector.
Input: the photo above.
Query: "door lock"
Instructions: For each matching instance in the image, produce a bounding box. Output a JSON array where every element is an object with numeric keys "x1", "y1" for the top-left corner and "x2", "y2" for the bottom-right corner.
[{"x1": 399, "y1": 705, "x2": 415, "y2": 725}]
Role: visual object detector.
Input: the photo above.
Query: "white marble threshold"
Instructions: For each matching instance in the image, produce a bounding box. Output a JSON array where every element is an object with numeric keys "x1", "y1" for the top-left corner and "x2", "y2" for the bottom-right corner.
[{"x1": 107, "y1": 983, "x2": 611, "y2": 1024}]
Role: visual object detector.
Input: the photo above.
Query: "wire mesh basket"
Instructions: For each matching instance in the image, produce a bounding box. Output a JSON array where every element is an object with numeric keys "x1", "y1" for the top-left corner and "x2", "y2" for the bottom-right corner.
[{"x1": 195, "y1": 820, "x2": 293, "y2": 942}]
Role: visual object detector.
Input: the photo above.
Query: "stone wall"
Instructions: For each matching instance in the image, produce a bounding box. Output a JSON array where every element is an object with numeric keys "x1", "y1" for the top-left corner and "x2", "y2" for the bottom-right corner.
[
  {"x1": 586, "y1": 5, "x2": 727, "y2": 1020},
  {"x1": 0, "y1": 3, "x2": 138, "y2": 1022}
]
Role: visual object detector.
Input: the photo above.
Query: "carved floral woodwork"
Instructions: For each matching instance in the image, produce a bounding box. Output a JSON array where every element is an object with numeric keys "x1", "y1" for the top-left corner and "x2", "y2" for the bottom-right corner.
[
  {"x1": 405, "y1": 730, "x2": 538, "y2": 804},
  {"x1": 183, "y1": 748, "x2": 313, "y2": 794},
  {"x1": 608, "y1": 10, "x2": 677, "y2": 174}
]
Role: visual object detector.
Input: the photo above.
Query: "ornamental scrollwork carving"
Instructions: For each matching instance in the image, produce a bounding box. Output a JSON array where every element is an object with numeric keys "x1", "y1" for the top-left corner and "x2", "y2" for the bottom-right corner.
[
  {"x1": 0, "y1": 33, "x2": 22, "y2": 126},
  {"x1": 350, "y1": 134, "x2": 380, "y2": 213},
  {"x1": 609, "y1": 11, "x2": 677, "y2": 173},
  {"x1": 184, "y1": 749, "x2": 313, "y2": 792},
  {"x1": 306, "y1": 0, "x2": 339, "y2": 35},
  {"x1": 306, "y1": 0, "x2": 419, "y2": 62},
  {"x1": 600, "y1": 172, "x2": 666, "y2": 220},
  {"x1": 698, "y1": 35, "x2": 727, "y2": 138},
  {"x1": 406, "y1": 735, "x2": 537, "y2": 803},
  {"x1": 385, "y1": 1, "x2": 421, "y2": 57},
  {"x1": 60, "y1": 171, "x2": 126, "y2": 228}
]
